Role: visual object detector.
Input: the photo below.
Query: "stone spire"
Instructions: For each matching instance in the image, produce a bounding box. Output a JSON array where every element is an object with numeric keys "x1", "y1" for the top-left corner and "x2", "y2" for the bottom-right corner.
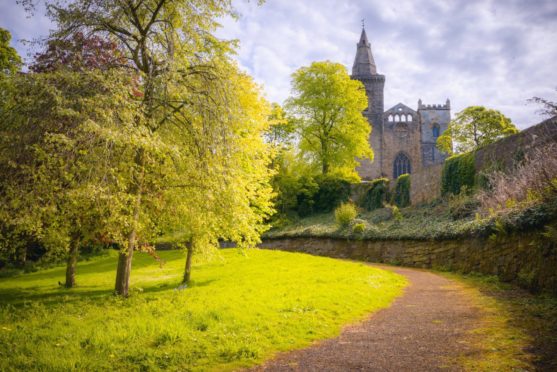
[{"x1": 352, "y1": 27, "x2": 377, "y2": 77}]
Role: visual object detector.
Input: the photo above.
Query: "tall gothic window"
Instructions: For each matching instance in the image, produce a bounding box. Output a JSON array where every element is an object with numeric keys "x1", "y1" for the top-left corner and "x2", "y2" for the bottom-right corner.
[
  {"x1": 432, "y1": 124, "x2": 440, "y2": 138},
  {"x1": 393, "y1": 153, "x2": 411, "y2": 178}
]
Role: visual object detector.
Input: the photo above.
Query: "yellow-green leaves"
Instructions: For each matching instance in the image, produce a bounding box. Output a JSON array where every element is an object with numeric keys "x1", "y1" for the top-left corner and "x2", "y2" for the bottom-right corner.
[
  {"x1": 285, "y1": 61, "x2": 373, "y2": 180},
  {"x1": 437, "y1": 106, "x2": 519, "y2": 155}
]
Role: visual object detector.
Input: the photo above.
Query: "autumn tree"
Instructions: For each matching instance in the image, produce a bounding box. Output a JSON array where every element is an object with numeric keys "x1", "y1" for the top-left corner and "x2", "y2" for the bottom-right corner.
[
  {"x1": 285, "y1": 61, "x2": 372, "y2": 179},
  {"x1": 436, "y1": 106, "x2": 519, "y2": 155},
  {"x1": 0, "y1": 28, "x2": 22, "y2": 76}
]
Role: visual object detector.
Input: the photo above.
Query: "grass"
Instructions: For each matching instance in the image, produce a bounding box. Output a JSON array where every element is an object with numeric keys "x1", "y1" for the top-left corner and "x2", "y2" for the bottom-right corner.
[
  {"x1": 266, "y1": 197, "x2": 557, "y2": 241},
  {"x1": 265, "y1": 201, "x2": 480, "y2": 241},
  {"x1": 0, "y1": 249, "x2": 406, "y2": 371},
  {"x1": 442, "y1": 272, "x2": 557, "y2": 371}
]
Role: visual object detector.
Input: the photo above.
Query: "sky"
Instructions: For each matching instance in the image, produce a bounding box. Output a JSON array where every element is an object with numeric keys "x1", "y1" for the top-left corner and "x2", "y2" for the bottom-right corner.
[{"x1": 2, "y1": 0, "x2": 557, "y2": 129}]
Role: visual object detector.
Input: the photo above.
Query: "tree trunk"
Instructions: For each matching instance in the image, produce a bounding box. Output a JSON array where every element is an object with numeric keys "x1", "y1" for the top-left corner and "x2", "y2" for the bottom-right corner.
[
  {"x1": 183, "y1": 241, "x2": 193, "y2": 284},
  {"x1": 114, "y1": 229, "x2": 135, "y2": 296},
  {"x1": 65, "y1": 241, "x2": 79, "y2": 288}
]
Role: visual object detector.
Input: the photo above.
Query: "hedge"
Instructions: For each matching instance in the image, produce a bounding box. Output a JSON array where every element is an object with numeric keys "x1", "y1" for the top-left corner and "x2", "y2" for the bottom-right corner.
[{"x1": 441, "y1": 151, "x2": 476, "y2": 195}]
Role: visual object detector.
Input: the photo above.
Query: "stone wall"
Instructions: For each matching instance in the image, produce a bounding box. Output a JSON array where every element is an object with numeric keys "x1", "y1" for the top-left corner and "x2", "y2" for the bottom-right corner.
[
  {"x1": 409, "y1": 163, "x2": 443, "y2": 205},
  {"x1": 408, "y1": 116, "x2": 557, "y2": 205},
  {"x1": 261, "y1": 231, "x2": 557, "y2": 295}
]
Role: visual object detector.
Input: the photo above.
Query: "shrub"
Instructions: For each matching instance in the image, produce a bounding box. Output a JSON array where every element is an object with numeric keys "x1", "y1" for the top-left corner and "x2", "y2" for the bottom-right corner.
[
  {"x1": 477, "y1": 142, "x2": 557, "y2": 214},
  {"x1": 441, "y1": 151, "x2": 476, "y2": 195},
  {"x1": 363, "y1": 178, "x2": 389, "y2": 211},
  {"x1": 385, "y1": 204, "x2": 403, "y2": 222},
  {"x1": 352, "y1": 222, "x2": 366, "y2": 234},
  {"x1": 295, "y1": 176, "x2": 319, "y2": 217},
  {"x1": 313, "y1": 176, "x2": 351, "y2": 213},
  {"x1": 334, "y1": 202, "x2": 357, "y2": 227},
  {"x1": 393, "y1": 174, "x2": 411, "y2": 208},
  {"x1": 448, "y1": 186, "x2": 479, "y2": 219}
]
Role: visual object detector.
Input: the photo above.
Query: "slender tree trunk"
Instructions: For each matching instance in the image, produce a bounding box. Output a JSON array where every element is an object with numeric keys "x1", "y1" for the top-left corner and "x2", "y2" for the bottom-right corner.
[
  {"x1": 65, "y1": 240, "x2": 79, "y2": 288},
  {"x1": 183, "y1": 240, "x2": 193, "y2": 284},
  {"x1": 115, "y1": 193, "x2": 141, "y2": 297},
  {"x1": 115, "y1": 149, "x2": 144, "y2": 297}
]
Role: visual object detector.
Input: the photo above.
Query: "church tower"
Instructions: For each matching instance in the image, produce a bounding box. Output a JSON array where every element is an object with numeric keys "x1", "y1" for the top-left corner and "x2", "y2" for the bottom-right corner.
[{"x1": 351, "y1": 27, "x2": 385, "y2": 180}]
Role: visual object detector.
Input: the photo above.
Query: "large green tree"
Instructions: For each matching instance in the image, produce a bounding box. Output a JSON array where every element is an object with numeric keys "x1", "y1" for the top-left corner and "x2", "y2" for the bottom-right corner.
[
  {"x1": 0, "y1": 70, "x2": 149, "y2": 288},
  {"x1": 285, "y1": 61, "x2": 372, "y2": 179},
  {"x1": 0, "y1": 28, "x2": 22, "y2": 76},
  {"x1": 33, "y1": 0, "x2": 272, "y2": 295},
  {"x1": 436, "y1": 106, "x2": 519, "y2": 155}
]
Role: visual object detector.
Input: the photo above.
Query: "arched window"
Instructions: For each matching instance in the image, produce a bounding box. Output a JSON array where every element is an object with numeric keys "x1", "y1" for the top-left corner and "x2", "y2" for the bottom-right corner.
[
  {"x1": 401, "y1": 114, "x2": 407, "y2": 122},
  {"x1": 432, "y1": 124, "x2": 440, "y2": 138},
  {"x1": 407, "y1": 114, "x2": 412, "y2": 122},
  {"x1": 394, "y1": 114, "x2": 400, "y2": 122},
  {"x1": 388, "y1": 114, "x2": 394, "y2": 122},
  {"x1": 393, "y1": 153, "x2": 411, "y2": 178}
]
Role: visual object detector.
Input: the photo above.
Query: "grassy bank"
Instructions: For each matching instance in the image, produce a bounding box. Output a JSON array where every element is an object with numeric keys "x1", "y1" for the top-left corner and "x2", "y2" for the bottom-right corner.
[
  {"x1": 266, "y1": 198, "x2": 557, "y2": 241},
  {"x1": 0, "y1": 249, "x2": 406, "y2": 371},
  {"x1": 444, "y1": 272, "x2": 557, "y2": 371}
]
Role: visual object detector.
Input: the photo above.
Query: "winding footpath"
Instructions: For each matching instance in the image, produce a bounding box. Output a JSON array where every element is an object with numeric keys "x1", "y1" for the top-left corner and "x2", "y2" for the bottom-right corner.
[{"x1": 253, "y1": 265, "x2": 481, "y2": 371}]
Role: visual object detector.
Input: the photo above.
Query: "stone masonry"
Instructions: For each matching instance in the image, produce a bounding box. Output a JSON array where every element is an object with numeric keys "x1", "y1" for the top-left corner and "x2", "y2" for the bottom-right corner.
[{"x1": 352, "y1": 27, "x2": 451, "y2": 180}]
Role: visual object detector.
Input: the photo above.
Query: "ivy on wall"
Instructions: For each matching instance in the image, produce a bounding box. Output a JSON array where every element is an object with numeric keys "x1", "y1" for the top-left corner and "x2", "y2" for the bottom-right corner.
[
  {"x1": 363, "y1": 178, "x2": 390, "y2": 211},
  {"x1": 441, "y1": 151, "x2": 476, "y2": 195},
  {"x1": 393, "y1": 174, "x2": 411, "y2": 208}
]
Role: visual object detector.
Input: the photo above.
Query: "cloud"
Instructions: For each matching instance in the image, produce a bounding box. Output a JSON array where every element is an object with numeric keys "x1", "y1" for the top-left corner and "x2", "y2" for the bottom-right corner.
[{"x1": 1, "y1": 0, "x2": 556, "y2": 128}]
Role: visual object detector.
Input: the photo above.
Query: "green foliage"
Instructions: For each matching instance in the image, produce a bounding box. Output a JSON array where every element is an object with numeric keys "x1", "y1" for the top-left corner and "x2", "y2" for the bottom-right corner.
[
  {"x1": 448, "y1": 186, "x2": 480, "y2": 220},
  {"x1": 363, "y1": 178, "x2": 390, "y2": 211},
  {"x1": 436, "y1": 106, "x2": 519, "y2": 155},
  {"x1": 285, "y1": 61, "x2": 372, "y2": 178},
  {"x1": 0, "y1": 28, "x2": 22, "y2": 76},
  {"x1": 295, "y1": 176, "x2": 319, "y2": 217},
  {"x1": 312, "y1": 176, "x2": 351, "y2": 213},
  {"x1": 334, "y1": 202, "x2": 358, "y2": 227},
  {"x1": 0, "y1": 249, "x2": 406, "y2": 371},
  {"x1": 441, "y1": 151, "x2": 477, "y2": 195},
  {"x1": 352, "y1": 222, "x2": 366, "y2": 234},
  {"x1": 393, "y1": 174, "x2": 411, "y2": 208}
]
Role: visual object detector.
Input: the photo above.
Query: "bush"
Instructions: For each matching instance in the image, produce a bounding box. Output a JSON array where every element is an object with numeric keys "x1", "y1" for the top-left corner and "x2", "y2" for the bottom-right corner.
[
  {"x1": 363, "y1": 178, "x2": 390, "y2": 211},
  {"x1": 334, "y1": 202, "x2": 357, "y2": 227},
  {"x1": 295, "y1": 176, "x2": 319, "y2": 217},
  {"x1": 393, "y1": 174, "x2": 411, "y2": 208},
  {"x1": 448, "y1": 186, "x2": 479, "y2": 219},
  {"x1": 352, "y1": 222, "x2": 366, "y2": 234},
  {"x1": 477, "y1": 143, "x2": 557, "y2": 214},
  {"x1": 313, "y1": 176, "x2": 351, "y2": 213},
  {"x1": 441, "y1": 151, "x2": 476, "y2": 195}
]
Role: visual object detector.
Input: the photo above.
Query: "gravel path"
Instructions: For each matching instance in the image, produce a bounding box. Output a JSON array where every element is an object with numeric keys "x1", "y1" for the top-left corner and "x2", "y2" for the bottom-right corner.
[{"x1": 252, "y1": 265, "x2": 481, "y2": 371}]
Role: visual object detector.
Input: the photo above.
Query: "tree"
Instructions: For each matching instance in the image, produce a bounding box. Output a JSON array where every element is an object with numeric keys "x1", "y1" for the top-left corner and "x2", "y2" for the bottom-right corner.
[
  {"x1": 436, "y1": 106, "x2": 519, "y2": 155},
  {"x1": 0, "y1": 70, "x2": 147, "y2": 288},
  {"x1": 30, "y1": 32, "x2": 125, "y2": 73},
  {"x1": 36, "y1": 0, "x2": 271, "y2": 295},
  {"x1": 528, "y1": 89, "x2": 557, "y2": 118},
  {"x1": 0, "y1": 28, "x2": 22, "y2": 76},
  {"x1": 285, "y1": 61, "x2": 372, "y2": 179}
]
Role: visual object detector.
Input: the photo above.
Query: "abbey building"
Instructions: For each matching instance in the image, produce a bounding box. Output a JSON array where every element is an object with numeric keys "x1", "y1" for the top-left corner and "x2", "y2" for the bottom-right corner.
[{"x1": 351, "y1": 27, "x2": 451, "y2": 180}]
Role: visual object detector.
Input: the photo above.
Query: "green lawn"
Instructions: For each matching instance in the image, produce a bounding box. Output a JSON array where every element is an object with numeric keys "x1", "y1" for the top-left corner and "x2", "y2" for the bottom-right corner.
[{"x1": 0, "y1": 249, "x2": 406, "y2": 371}]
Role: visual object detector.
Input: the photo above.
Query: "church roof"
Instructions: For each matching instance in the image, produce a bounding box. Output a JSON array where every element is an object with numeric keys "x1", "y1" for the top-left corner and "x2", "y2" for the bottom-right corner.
[
  {"x1": 385, "y1": 103, "x2": 417, "y2": 114},
  {"x1": 352, "y1": 28, "x2": 377, "y2": 77}
]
